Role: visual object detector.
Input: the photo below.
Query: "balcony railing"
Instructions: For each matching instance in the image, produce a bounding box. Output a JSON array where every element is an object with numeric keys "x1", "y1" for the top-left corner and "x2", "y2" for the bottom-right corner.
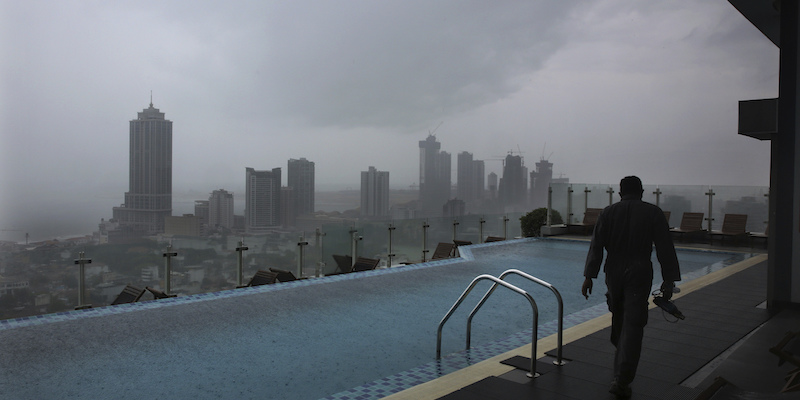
[{"x1": 0, "y1": 183, "x2": 768, "y2": 320}]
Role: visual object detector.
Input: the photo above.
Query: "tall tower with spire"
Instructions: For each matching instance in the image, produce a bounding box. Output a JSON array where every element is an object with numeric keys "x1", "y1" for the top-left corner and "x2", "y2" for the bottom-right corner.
[{"x1": 112, "y1": 99, "x2": 173, "y2": 236}]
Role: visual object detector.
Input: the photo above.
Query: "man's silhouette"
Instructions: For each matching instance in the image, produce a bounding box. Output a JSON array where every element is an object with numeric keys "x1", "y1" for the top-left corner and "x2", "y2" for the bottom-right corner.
[{"x1": 582, "y1": 176, "x2": 681, "y2": 398}]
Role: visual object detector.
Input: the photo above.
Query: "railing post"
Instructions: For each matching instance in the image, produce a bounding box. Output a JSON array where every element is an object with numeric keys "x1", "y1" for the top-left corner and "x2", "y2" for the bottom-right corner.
[
  {"x1": 584, "y1": 186, "x2": 591, "y2": 212},
  {"x1": 503, "y1": 215, "x2": 509, "y2": 239},
  {"x1": 236, "y1": 239, "x2": 248, "y2": 287},
  {"x1": 421, "y1": 220, "x2": 430, "y2": 262},
  {"x1": 705, "y1": 188, "x2": 715, "y2": 232},
  {"x1": 387, "y1": 223, "x2": 396, "y2": 268},
  {"x1": 546, "y1": 185, "x2": 553, "y2": 227},
  {"x1": 567, "y1": 185, "x2": 574, "y2": 224},
  {"x1": 479, "y1": 217, "x2": 485, "y2": 243},
  {"x1": 653, "y1": 187, "x2": 662, "y2": 208},
  {"x1": 349, "y1": 227, "x2": 359, "y2": 268},
  {"x1": 73, "y1": 251, "x2": 91, "y2": 309},
  {"x1": 452, "y1": 219, "x2": 459, "y2": 242},
  {"x1": 297, "y1": 235, "x2": 308, "y2": 278},
  {"x1": 315, "y1": 228, "x2": 326, "y2": 277},
  {"x1": 163, "y1": 244, "x2": 177, "y2": 294},
  {"x1": 606, "y1": 187, "x2": 615, "y2": 206}
]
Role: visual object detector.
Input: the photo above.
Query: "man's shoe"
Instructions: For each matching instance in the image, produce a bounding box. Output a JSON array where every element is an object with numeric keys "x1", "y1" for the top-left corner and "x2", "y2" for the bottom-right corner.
[{"x1": 609, "y1": 381, "x2": 631, "y2": 399}]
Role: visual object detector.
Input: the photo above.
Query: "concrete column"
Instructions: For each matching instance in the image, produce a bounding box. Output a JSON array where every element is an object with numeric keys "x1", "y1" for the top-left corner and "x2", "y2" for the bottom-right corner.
[{"x1": 770, "y1": 0, "x2": 800, "y2": 310}]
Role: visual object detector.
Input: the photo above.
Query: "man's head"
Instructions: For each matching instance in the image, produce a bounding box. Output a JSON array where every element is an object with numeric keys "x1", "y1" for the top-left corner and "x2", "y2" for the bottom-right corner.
[{"x1": 620, "y1": 176, "x2": 644, "y2": 198}]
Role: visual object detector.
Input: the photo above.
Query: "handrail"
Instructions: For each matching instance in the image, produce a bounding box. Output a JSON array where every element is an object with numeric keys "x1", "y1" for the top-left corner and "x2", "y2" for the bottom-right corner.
[
  {"x1": 436, "y1": 274, "x2": 540, "y2": 377},
  {"x1": 466, "y1": 269, "x2": 565, "y2": 366}
]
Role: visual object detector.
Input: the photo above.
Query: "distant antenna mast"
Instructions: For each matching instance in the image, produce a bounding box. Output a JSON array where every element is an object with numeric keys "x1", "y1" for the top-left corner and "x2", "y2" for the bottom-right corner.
[{"x1": 150, "y1": 90, "x2": 153, "y2": 107}]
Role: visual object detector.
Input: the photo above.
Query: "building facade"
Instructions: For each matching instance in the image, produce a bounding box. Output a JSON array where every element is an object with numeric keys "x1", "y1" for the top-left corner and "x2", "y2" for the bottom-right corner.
[
  {"x1": 287, "y1": 158, "x2": 315, "y2": 216},
  {"x1": 456, "y1": 152, "x2": 485, "y2": 210},
  {"x1": 245, "y1": 167, "x2": 281, "y2": 233},
  {"x1": 208, "y1": 189, "x2": 234, "y2": 230},
  {"x1": 360, "y1": 166, "x2": 390, "y2": 218},
  {"x1": 498, "y1": 153, "x2": 528, "y2": 212},
  {"x1": 418, "y1": 135, "x2": 451, "y2": 217},
  {"x1": 112, "y1": 101, "x2": 173, "y2": 236}
]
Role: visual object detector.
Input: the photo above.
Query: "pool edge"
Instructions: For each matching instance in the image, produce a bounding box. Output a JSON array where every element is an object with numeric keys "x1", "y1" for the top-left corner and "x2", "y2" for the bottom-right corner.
[{"x1": 380, "y1": 252, "x2": 769, "y2": 400}]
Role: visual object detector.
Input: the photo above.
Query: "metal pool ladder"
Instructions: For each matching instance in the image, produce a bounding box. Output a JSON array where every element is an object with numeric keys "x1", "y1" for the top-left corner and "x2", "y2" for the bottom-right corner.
[{"x1": 436, "y1": 269, "x2": 565, "y2": 378}]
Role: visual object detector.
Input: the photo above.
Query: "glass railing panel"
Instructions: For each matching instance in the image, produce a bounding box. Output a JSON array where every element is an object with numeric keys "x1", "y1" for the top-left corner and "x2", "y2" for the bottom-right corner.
[
  {"x1": 392, "y1": 218, "x2": 426, "y2": 264},
  {"x1": 707, "y1": 185, "x2": 769, "y2": 234},
  {"x1": 549, "y1": 182, "x2": 570, "y2": 225},
  {"x1": 319, "y1": 222, "x2": 354, "y2": 275},
  {"x1": 355, "y1": 220, "x2": 389, "y2": 266},
  {"x1": 426, "y1": 216, "x2": 453, "y2": 257},
  {"x1": 453, "y1": 214, "x2": 482, "y2": 244},
  {"x1": 657, "y1": 185, "x2": 712, "y2": 230}
]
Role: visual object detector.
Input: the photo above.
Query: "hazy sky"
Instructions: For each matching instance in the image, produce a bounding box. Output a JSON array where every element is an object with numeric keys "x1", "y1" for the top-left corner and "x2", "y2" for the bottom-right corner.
[{"x1": 0, "y1": 0, "x2": 779, "y2": 240}]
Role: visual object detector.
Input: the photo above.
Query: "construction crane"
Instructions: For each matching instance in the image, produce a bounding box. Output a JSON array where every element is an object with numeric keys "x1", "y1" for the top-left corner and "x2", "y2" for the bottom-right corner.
[{"x1": 429, "y1": 121, "x2": 443, "y2": 136}]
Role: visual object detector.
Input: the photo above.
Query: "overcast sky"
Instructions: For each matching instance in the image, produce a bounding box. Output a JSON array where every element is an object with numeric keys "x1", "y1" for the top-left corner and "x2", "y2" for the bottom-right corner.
[{"x1": 0, "y1": 0, "x2": 779, "y2": 240}]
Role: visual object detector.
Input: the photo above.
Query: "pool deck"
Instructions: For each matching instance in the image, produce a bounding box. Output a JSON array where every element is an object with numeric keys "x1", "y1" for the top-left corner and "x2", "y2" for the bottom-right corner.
[{"x1": 385, "y1": 250, "x2": 798, "y2": 399}]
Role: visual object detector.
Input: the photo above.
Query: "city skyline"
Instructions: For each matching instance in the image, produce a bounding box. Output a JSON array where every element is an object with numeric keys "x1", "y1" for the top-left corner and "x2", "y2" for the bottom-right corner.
[{"x1": 1, "y1": 1, "x2": 777, "y2": 242}]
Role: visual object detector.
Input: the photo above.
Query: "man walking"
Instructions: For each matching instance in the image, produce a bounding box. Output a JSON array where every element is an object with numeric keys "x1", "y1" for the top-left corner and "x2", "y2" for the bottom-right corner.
[{"x1": 581, "y1": 176, "x2": 681, "y2": 398}]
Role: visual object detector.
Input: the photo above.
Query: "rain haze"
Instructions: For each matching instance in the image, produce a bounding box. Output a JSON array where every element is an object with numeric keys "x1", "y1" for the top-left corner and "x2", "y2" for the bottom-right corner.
[{"x1": 0, "y1": 0, "x2": 778, "y2": 242}]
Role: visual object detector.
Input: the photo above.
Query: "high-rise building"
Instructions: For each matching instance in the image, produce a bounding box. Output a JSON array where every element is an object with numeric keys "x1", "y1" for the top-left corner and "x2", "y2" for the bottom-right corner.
[
  {"x1": 530, "y1": 159, "x2": 553, "y2": 209},
  {"x1": 280, "y1": 187, "x2": 296, "y2": 227},
  {"x1": 418, "y1": 135, "x2": 451, "y2": 217},
  {"x1": 194, "y1": 200, "x2": 209, "y2": 236},
  {"x1": 457, "y1": 152, "x2": 486, "y2": 208},
  {"x1": 287, "y1": 158, "x2": 315, "y2": 216},
  {"x1": 112, "y1": 101, "x2": 173, "y2": 236},
  {"x1": 488, "y1": 172, "x2": 498, "y2": 199},
  {"x1": 209, "y1": 189, "x2": 234, "y2": 230},
  {"x1": 360, "y1": 166, "x2": 390, "y2": 218},
  {"x1": 498, "y1": 153, "x2": 528, "y2": 212},
  {"x1": 245, "y1": 167, "x2": 281, "y2": 233}
]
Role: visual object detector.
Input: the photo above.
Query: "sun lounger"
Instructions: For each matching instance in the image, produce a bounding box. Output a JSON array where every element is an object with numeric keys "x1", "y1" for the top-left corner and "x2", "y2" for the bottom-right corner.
[
  {"x1": 670, "y1": 212, "x2": 706, "y2": 242},
  {"x1": 567, "y1": 208, "x2": 603, "y2": 235},
  {"x1": 111, "y1": 285, "x2": 146, "y2": 305},
  {"x1": 269, "y1": 267, "x2": 299, "y2": 282},
  {"x1": 332, "y1": 254, "x2": 353, "y2": 274},
  {"x1": 453, "y1": 240, "x2": 472, "y2": 257},
  {"x1": 431, "y1": 242, "x2": 456, "y2": 260},
  {"x1": 146, "y1": 286, "x2": 176, "y2": 299},
  {"x1": 242, "y1": 270, "x2": 278, "y2": 287},
  {"x1": 484, "y1": 236, "x2": 505, "y2": 242},
  {"x1": 352, "y1": 257, "x2": 380, "y2": 272},
  {"x1": 709, "y1": 213, "x2": 748, "y2": 245}
]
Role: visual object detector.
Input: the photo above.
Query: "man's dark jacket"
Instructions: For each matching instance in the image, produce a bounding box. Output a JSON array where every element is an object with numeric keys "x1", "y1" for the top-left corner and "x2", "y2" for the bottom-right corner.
[{"x1": 584, "y1": 195, "x2": 681, "y2": 282}]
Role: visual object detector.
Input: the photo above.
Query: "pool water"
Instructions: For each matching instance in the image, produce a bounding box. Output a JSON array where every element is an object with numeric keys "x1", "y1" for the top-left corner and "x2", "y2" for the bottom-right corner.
[{"x1": 0, "y1": 238, "x2": 752, "y2": 400}]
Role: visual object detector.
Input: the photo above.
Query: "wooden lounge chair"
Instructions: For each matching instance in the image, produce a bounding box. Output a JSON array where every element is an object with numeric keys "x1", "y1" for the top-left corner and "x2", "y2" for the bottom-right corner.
[
  {"x1": 332, "y1": 254, "x2": 353, "y2": 274},
  {"x1": 146, "y1": 286, "x2": 176, "y2": 299},
  {"x1": 709, "y1": 214, "x2": 748, "y2": 245},
  {"x1": 485, "y1": 236, "x2": 505, "y2": 242},
  {"x1": 453, "y1": 240, "x2": 472, "y2": 257},
  {"x1": 567, "y1": 208, "x2": 603, "y2": 235},
  {"x1": 242, "y1": 270, "x2": 278, "y2": 287},
  {"x1": 431, "y1": 242, "x2": 456, "y2": 260},
  {"x1": 352, "y1": 257, "x2": 380, "y2": 272},
  {"x1": 670, "y1": 212, "x2": 706, "y2": 242},
  {"x1": 269, "y1": 267, "x2": 298, "y2": 282},
  {"x1": 111, "y1": 285, "x2": 146, "y2": 305}
]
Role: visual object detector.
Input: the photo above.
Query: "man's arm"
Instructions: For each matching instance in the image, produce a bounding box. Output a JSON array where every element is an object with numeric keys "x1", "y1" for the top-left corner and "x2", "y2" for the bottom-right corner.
[
  {"x1": 584, "y1": 212, "x2": 605, "y2": 279},
  {"x1": 583, "y1": 211, "x2": 605, "y2": 299}
]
